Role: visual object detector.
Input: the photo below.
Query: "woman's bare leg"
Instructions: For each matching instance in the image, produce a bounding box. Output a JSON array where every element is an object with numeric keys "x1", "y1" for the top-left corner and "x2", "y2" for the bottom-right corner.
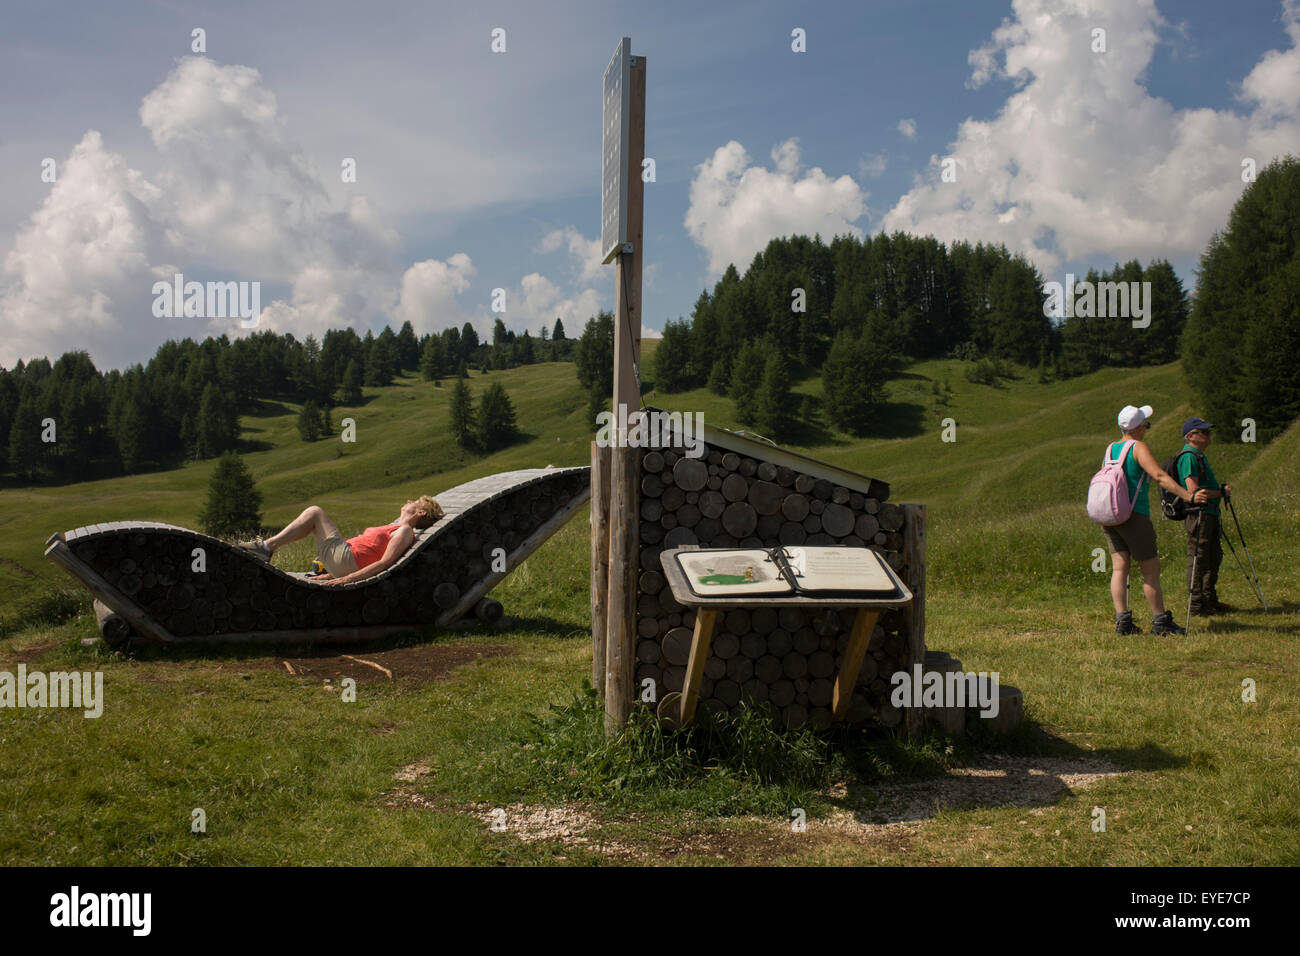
[
  {"x1": 1139, "y1": 556, "x2": 1166, "y2": 615},
  {"x1": 264, "y1": 506, "x2": 341, "y2": 553},
  {"x1": 1110, "y1": 551, "x2": 1131, "y2": 613}
]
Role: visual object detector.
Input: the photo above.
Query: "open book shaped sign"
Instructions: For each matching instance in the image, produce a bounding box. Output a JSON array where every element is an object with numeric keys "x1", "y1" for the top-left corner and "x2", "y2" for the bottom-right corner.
[{"x1": 669, "y1": 546, "x2": 907, "y2": 602}]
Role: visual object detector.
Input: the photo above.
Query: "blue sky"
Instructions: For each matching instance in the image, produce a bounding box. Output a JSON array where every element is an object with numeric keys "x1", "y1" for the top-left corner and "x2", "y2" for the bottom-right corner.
[{"x1": 2, "y1": 0, "x2": 1297, "y2": 368}]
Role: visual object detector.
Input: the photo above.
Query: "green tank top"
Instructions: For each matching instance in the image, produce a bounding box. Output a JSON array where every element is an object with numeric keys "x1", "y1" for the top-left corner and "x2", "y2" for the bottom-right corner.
[{"x1": 1109, "y1": 440, "x2": 1149, "y2": 516}]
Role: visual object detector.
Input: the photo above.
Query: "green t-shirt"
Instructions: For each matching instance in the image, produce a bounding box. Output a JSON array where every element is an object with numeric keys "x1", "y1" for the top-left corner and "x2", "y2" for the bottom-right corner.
[
  {"x1": 1109, "y1": 440, "x2": 1149, "y2": 516},
  {"x1": 1176, "y1": 444, "x2": 1220, "y2": 515}
]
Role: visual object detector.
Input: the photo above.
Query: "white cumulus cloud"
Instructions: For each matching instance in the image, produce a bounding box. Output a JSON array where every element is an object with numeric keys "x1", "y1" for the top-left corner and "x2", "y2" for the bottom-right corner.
[
  {"x1": 0, "y1": 57, "x2": 605, "y2": 368},
  {"x1": 684, "y1": 139, "x2": 868, "y2": 277},
  {"x1": 387, "y1": 253, "x2": 474, "y2": 337},
  {"x1": 536, "y1": 225, "x2": 605, "y2": 285},
  {"x1": 881, "y1": 0, "x2": 1300, "y2": 278},
  {"x1": 859, "y1": 152, "x2": 889, "y2": 179}
]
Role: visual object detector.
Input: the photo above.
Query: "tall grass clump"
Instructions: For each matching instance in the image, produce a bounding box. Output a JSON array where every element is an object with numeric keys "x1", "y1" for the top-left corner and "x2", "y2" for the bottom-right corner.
[{"x1": 512, "y1": 680, "x2": 833, "y2": 814}]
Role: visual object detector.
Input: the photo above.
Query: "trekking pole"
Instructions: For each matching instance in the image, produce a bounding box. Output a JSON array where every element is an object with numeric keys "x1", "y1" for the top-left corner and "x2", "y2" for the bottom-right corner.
[
  {"x1": 1224, "y1": 493, "x2": 1266, "y2": 611},
  {"x1": 1219, "y1": 524, "x2": 1257, "y2": 607},
  {"x1": 1222, "y1": 493, "x2": 1266, "y2": 611},
  {"x1": 1186, "y1": 508, "x2": 1203, "y2": 630}
]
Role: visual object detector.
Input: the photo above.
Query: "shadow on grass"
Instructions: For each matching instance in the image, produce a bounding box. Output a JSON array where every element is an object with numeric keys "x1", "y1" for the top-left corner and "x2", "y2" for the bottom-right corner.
[
  {"x1": 783, "y1": 416, "x2": 847, "y2": 448},
  {"x1": 1233, "y1": 600, "x2": 1297, "y2": 616},
  {"x1": 0, "y1": 588, "x2": 89, "y2": 640},
  {"x1": 858, "y1": 399, "x2": 928, "y2": 439},
  {"x1": 245, "y1": 400, "x2": 296, "y2": 418},
  {"x1": 833, "y1": 716, "x2": 1185, "y2": 825},
  {"x1": 83, "y1": 611, "x2": 579, "y2": 664},
  {"x1": 1202, "y1": 616, "x2": 1300, "y2": 635},
  {"x1": 491, "y1": 679, "x2": 1182, "y2": 823}
]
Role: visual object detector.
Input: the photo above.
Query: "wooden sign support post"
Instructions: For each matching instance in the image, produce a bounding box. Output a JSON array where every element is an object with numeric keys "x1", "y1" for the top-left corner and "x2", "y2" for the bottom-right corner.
[
  {"x1": 602, "y1": 46, "x2": 646, "y2": 734},
  {"x1": 590, "y1": 441, "x2": 611, "y2": 696}
]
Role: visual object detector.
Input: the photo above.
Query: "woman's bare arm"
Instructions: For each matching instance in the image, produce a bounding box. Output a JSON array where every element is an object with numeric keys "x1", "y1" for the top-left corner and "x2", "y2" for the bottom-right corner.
[
  {"x1": 318, "y1": 526, "x2": 415, "y2": 586},
  {"x1": 1133, "y1": 441, "x2": 1204, "y2": 502}
]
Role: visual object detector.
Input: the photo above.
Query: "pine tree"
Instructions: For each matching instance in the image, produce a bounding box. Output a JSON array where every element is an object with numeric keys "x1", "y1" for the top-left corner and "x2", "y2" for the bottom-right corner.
[
  {"x1": 449, "y1": 378, "x2": 477, "y2": 451},
  {"x1": 586, "y1": 385, "x2": 607, "y2": 428},
  {"x1": 728, "y1": 340, "x2": 765, "y2": 426},
  {"x1": 707, "y1": 357, "x2": 731, "y2": 396},
  {"x1": 341, "y1": 359, "x2": 363, "y2": 404},
  {"x1": 478, "y1": 381, "x2": 517, "y2": 451},
  {"x1": 517, "y1": 330, "x2": 535, "y2": 364},
  {"x1": 297, "y1": 400, "x2": 325, "y2": 441},
  {"x1": 552, "y1": 318, "x2": 566, "y2": 340},
  {"x1": 397, "y1": 320, "x2": 420, "y2": 370},
  {"x1": 194, "y1": 383, "x2": 237, "y2": 459},
  {"x1": 652, "y1": 320, "x2": 695, "y2": 392},
  {"x1": 198, "y1": 451, "x2": 263, "y2": 537},
  {"x1": 754, "y1": 352, "x2": 793, "y2": 441},
  {"x1": 1183, "y1": 156, "x2": 1300, "y2": 440},
  {"x1": 574, "y1": 312, "x2": 614, "y2": 398},
  {"x1": 457, "y1": 360, "x2": 469, "y2": 379},
  {"x1": 6, "y1": 398, "x2": 44, "y2": 481},
  {"x1": 420, "y1": 335, "x2": 446, "y2": 381},
  {"x1": 364, "y1": 335, "x2": 398, "y2": 387},
  {"x1": 822, "y1": 329, "x2": 890, "y2": 435}
]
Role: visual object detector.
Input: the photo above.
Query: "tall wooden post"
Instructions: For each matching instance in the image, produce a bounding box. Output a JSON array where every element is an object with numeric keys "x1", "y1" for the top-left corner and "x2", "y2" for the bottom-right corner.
[
  {"x1": 604, "y1": 52, "x2": 646, "y2": 733},
  {"x1": 901, "y1": 504, "x2": 926, "y2": 738},
  {"x1": 590, "y1": 441, "x2": 611, "y2": 695}
]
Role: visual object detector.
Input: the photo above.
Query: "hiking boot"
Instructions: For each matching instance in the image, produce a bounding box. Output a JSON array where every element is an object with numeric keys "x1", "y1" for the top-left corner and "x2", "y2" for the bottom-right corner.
[
  {"x1": 236, "y1": 538, "x2": 272, "y2": 561},
  {"x1": 1115, "y1": 611, "x2": 1143, "y2": 635},
  {"x1": 1151, "y1": 611, "x2": 1185, "y2": 636}
]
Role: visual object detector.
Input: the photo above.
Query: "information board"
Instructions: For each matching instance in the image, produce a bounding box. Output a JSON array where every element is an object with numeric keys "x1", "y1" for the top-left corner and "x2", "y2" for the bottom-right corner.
[{"x1": 601, "y1": 37, "x2": 631, "y2": 263}]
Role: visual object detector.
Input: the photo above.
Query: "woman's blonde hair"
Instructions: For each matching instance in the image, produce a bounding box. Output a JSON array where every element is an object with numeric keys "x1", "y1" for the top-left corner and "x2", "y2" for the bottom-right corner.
[{"x1": 412, "y1": 495, "x2": 443, "y2": 529}]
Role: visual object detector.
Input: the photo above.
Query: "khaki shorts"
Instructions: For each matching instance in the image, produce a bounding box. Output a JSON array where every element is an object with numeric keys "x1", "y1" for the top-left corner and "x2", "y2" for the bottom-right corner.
[
  {"x1": 317, "y1": 530, "x2": 359, "y2": 578},
  {"x1": 1102, "y1": 511, "x2": 1158, "y2": 562}
]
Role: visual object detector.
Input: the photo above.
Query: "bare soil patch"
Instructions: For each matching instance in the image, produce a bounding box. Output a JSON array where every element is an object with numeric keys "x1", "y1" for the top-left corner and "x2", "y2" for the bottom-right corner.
[
  {"x1": 123, "y1": 641, "x2": 514, "y2": 686},
  {"x1": 272, "y1": 642, "x2": 515, "y2": 685},
  {"x1": 0, "y1": 558, "x2": 36, "y2": 578},
  {"x1": 0, "y1": 639, "x2": 58, "y2": 665},
  {"x1": 830, "y1": 754, "x2": 1127, "y2": 826},
  {"x1": 381, "y1": 754, "x2": 1128, "y2": 865}
]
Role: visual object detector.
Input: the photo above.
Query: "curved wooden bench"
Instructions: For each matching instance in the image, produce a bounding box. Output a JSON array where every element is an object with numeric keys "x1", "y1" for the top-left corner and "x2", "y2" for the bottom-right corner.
[{"x1": 45, "y1": 466, "x2": 590, "y2": 646}]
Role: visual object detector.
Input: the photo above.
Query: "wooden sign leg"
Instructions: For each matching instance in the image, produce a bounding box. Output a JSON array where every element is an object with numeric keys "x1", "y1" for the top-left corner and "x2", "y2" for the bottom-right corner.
[
  {"x1": 678, "y1": 609, "x2": 717, "y2": 724},
  {"x1": 832, "y1": 608, "x2": 879, "y2": 721}
]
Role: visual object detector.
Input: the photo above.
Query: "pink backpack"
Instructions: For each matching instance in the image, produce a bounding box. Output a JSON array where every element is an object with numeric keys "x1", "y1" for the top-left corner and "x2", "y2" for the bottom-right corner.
[{"x1": 1086, "y1": 439, "x2": 1147, "y2": 525}]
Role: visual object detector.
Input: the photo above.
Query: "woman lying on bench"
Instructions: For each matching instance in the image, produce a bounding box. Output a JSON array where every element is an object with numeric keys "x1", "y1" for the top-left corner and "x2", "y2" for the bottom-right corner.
[{"x1": 237, "y1": 496, "x2": 443, "y2": 586}]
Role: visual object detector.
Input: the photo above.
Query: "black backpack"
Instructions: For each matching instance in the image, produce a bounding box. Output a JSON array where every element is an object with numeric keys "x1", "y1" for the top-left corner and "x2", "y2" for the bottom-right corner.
[{"x1": 1159, "y1": 448, "x2": 1203, "y2": 520}]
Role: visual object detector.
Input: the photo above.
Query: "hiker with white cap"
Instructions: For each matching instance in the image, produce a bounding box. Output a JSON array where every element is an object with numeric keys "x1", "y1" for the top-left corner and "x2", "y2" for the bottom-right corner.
[{"x1": 1087, "y1": 404, "x2": 1207, "y2": 636}]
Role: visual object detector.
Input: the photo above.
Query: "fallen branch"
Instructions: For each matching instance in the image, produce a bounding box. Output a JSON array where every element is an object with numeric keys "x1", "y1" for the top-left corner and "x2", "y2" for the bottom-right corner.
[{"x1": 341, "y1": 654, "x2": 393, "y2": 680}]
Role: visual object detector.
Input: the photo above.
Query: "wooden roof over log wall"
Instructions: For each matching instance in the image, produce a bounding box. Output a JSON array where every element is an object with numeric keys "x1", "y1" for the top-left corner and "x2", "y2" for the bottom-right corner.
[{"x1": 641, "y1": 406, "x2": 889, "y2": 499}]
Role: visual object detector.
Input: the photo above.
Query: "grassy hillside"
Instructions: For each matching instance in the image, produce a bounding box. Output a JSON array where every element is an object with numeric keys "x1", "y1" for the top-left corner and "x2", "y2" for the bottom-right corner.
[
  {"x1": 0, "y1": 361, "x2": 596, "y2": 617},
  {"x1": 0, "y1": 352, "x2": 1267, "y2": 613},
  {"x1": 2, "y1": 354, "x2": 1296, "y2": 865}
]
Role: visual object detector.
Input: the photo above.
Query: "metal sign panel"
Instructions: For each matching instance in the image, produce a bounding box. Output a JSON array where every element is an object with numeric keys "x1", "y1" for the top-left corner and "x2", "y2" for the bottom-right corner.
[{"x1": 601, "y1": 37, "x2": 631, "y2": 264}]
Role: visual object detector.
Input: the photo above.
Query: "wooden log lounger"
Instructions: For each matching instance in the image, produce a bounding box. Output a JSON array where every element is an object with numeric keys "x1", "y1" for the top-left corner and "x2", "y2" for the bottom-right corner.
[{"x1": 45, "y1": 466, "x2": 590, "y2": 647}]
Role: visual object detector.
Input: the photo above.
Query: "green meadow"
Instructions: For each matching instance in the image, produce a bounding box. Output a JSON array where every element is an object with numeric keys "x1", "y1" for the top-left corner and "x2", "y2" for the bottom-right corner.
[{"x1": 2, "y1": 349, "x2": 1296, "y2": 865}]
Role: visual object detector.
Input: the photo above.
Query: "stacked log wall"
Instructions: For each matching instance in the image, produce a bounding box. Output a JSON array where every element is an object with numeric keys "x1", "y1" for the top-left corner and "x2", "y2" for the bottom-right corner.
[{"x1": 635, "y1": 441, "x2": 919, "y2": 730}]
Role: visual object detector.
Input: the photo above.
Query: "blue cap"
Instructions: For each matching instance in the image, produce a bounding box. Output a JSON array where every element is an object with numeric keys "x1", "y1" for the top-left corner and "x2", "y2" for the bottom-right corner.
[{"x1": 1182, "y1": 417, "x2": 1214, "y2": 436}]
